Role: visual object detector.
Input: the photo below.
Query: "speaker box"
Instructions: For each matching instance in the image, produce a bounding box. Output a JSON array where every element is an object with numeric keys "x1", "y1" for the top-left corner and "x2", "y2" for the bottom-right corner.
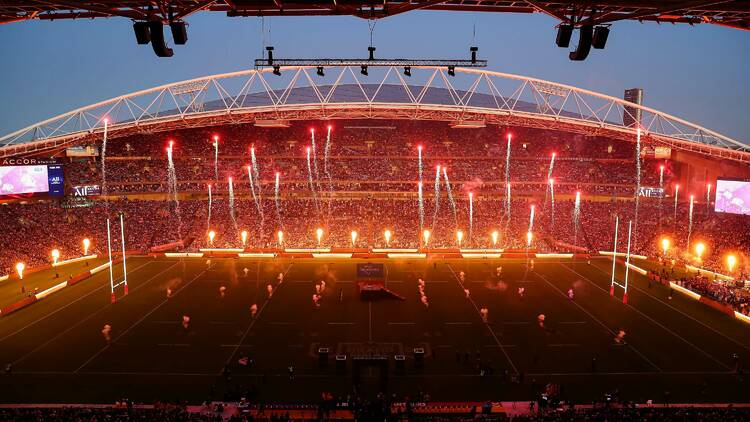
[
  {"x1": 148, "y1": 21, "x2": 174, "y2": 57},
  {"x1": 569, "y1": 25, "x2": 594, "y2": 61},
  {"x1": 556, "y1": 24, "x2": 573, "y2": 48},
  {"x1": 133, "y1": 22, "x2": 150, "y2": 45},
  {"x1": 592, "y1": 26, "x2": 609, "y2": 49},
  {"x1": 170, "y1": 21, "x2": 188, "y2": 45}
]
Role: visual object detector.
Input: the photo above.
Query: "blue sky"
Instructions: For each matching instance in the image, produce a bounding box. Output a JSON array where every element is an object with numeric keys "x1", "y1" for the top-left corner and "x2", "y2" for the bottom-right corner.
[{"x1": 0, "y1": 11, "x2": 748, "y2": 142}]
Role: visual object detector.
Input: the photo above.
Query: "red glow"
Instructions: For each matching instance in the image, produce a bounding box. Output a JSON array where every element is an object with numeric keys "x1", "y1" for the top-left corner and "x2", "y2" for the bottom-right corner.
[
  {"x1": 469, "y1": 192, "x2": 473, "y2": 198},
  {"x1": 418, "y1": 145, "x2": 423, "y2": 151},
  {"x1": 228, "y1": 177, "x2": 232, "y2": 182},
  {"x1": 306, "y1": 147, "x2": 311, "y2": 153},
  {"x1": 276, "y1": 172, "x2": 280, "y2": 177},
  {"x1": 437, "y1": 165, "x2": 441, "y2": 170},
  {"x1": 103, "y1": 117, "x2": 109, "y2": 124},
  {"x1": 327, "y1": 125, "x2": 332, "y2": 130},
  {"x1": 576, "y1": 191, "x2": 581, "y2": 196},
  {"x1": 551, "y1": 152, "x2": 556, "y2": 158},
  {"x1": 310, "y1": 128, "x2": 315, "y2": 133},
  {"x1": 213, "y1": 135, "x2": 219, "y2": 142},
  {"x1": 660, "y1": 165, "x2": 665, "y2": 171},
  {"x1": 548, "y1": 178, "x2": 554, "y2": 184}
]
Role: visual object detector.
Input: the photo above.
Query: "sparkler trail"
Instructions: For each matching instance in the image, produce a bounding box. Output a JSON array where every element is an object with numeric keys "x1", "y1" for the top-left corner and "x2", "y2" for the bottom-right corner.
[
  {"x1": 101, "y1": 119, "x2": 109, "y2": 214},
  {"x1": 544, "y1": 152, "x2": 556, "y2": 209},
  {"x1": 249, "y1": 147, "x2": 265, "y2": 239},
  {"x1": 573, "y1": 192, "x2": 582, "y2": 245},
  {"x1": 659, "y1": 164, "x2": 665, "y2": 227},
  {"x1": 528, "y1": 204, "x2": 535, "y2": 233},
  {"x1": 549, "y1": 179, "x2": 556, "y2": 230},
  {"x1": 469, "y1": 192, "x2": 474, "y2": 244},
  {"x1": 633, "y1": 128, "x2": 642, "y2": 245},
  {"x1": 418, "y1": 145, "x2": 423, "y2": 186},
  {"x1": 213, "y1": 136, "x2": 219, "y2": 183},
  {"x1": 443, "y1": 167, "x2": 458, "y2": 228},
  {"x1": 687, "y1": 194, "x2": 694, "y2": 249},
  {"x1": 166, "y1": 142, "x2": 183, "y2": 239},
  {"x1": 306, "y1": 147, "x2": 320, "y2": 217},
  {"x1": 228, "y1": 177, "x2": 237, "y2": 231},
  {"x1": 674, "y1": 184, "x2": 680, "y2": 229},
  {"x1": 504, "y1": 134, "x2": 511, "y2": 219},
  {"x1": 418, "y1": 182, "x2": 424, "y2": 232},
  {"x1": 324, "y1": 126, "x2": 334, "y2": 219},
  {"x1": 311, "y1": 129, "x2": 322, "y2": 194},
  {"x1": 250, "y1": 147, "x2": 262, "y2": 201},
  {"x1": 207, "y1": 184, "x2": 212, "y2": 231},
  {"x1": 706, "y1": 183, "x2": 712, "y2": 212},
  {"x1": 432, "y1": 165, "x2": 441, "y2": 229},
  {"x1": 275, "y1": 172, "x2": 283, "y2": 229}
]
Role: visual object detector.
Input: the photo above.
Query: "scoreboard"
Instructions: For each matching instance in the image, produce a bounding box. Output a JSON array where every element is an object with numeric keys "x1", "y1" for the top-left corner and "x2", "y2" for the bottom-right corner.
[{"x1": 0, "y1": 158, "x2": 64, "y2": 198}]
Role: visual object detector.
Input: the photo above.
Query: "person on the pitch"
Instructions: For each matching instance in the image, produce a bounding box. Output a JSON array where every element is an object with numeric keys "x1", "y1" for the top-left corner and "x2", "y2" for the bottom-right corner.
[
  {"x1": 219, "y1": 285, "x2": 227, "y2": 298},
  {"x1": 250, "y1": 304, "x2": 258, "y2": 318},
  {"x1": 182, "y1": 315, "x2": 191, "y2": 331},
  {"x1": 102, "y1": 324, "x2": 112, "y2": 344},
  {"x1": 267, "y1": 284, "x2": 274, "y2": 298}
]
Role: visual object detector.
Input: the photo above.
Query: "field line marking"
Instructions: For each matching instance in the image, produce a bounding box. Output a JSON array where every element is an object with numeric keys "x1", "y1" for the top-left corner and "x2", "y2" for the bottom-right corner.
[
  {"x1": 446, "y1": 263, "x2": 519, "y2": 374},
  {"x1": 561, "y1": 263, "x2": 731, "y2": 371},
  {"x1": 74, "y1": 262, "x2": 209, "y2": 373},
  {"x1": 222, "y1": 262, "x2": 295, "y2": 369},
  {"x1": 0, "y1": 259, "x2": 154, "y2": 344},
  {"x1": 532, "y1": 269, "x2": 664, "y2": 372},
  {"x1": 584, "y1": 262, "x2": 750, "y2": 352},
  {"x1": 9, "y1": 261, "x2": 173, "y2": 366}
]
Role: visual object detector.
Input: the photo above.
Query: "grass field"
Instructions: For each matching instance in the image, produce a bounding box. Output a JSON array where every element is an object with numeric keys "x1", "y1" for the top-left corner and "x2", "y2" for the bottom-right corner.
[{"x1": 1, "y1": 256, "x2": 748, "y2": 404}]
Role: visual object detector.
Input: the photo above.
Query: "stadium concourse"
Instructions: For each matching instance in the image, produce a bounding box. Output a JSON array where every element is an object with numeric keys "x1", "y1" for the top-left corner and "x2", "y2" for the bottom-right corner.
[{"x1": 1, "y1": 119, "x2": 750, "y2": 418}]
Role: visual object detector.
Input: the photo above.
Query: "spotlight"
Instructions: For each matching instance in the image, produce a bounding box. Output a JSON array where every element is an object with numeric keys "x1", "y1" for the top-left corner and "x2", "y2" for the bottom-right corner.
[
  {"x1": 273, "y1": 65, "x2": 281, "y2": 76},
  {"x1": 592, "y1": 26, "x2": 610, "y2": 49},
  {"x1": 266, "y1": 46, "x2": 274, "y2": 65},
  {"x1": 403, "y1": 66, "x2": 411, "y2": 77},
  {"x1": 556, "y1": 24, "x2": 573, "y2": 48},
  {"x1": 360, "y1": 65, "x2": 368, "y2": 76},
  {"x1": 169, "y1": 21, "x2": 188, "y2": 45},
  {"x1": 470, "y1": 46, "x2": 478, "y2": 63},
  {"x1": 447, "y1": 66, "x2": 455, "y2": 77},
  {"x1": 367, "y1": 46, "x2": 376, "y2": 60},
  {"x1": 316, "y1": 66, "x2": 325, "y2": 77},
  {"x1": 133, "y1": 21, "x2": 151, "y2": 44}
]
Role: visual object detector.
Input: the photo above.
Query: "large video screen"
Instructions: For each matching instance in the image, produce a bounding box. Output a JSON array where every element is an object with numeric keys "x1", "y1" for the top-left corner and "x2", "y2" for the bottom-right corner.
[
  {"x1": 715, "y1": 178, "x2": 750, "y2": 216},
  {"x1": 0, "y1": 165, "x2": 49, "y2": 195}
]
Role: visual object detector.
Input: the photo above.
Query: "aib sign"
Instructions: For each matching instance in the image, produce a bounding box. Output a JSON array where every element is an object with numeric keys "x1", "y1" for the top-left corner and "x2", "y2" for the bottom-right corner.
[{"x1": 73, "y1": 185, "x2": 101, "y2": 197}]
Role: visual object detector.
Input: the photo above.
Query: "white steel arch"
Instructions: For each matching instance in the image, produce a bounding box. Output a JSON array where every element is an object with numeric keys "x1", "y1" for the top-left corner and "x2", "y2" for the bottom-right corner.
[{"x1": 1, "y1": 66, "x2": 748, "y2": 162}]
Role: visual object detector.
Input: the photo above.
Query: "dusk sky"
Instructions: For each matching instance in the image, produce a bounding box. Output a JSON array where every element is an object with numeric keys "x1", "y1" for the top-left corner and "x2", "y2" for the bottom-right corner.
[{"x1": 0, "y1": 11, "x2": 748, "y2": 143}]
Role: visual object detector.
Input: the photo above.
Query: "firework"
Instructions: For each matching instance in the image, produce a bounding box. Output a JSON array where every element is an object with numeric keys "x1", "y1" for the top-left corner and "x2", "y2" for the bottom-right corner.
[
  {"x1": 491, "y1": 230, "x2": 499, "y2": 247},
  {"x1": 456, "y1": 230, "x2": 464, "y2": 247},
  {"x1": 51, "y1": 249, "x2": 60, "y2": 265},
  {"x1": 673, "y1": 184, "x2": 680, "y2": 227},
  {"x1": 706, "y1": 183, "x2": 712, "y2": 212},
  {"x1": 83, "y1": 238, "x2": 91, "y2": 256},
  {"x1": 549, "y1": 179, "x2": 555, "y2": 230},
  {"x1": 528, "y1": 205, "x2": 535, "y2": 233},
  {"x1": 324, "y1": 125, "x2": 334, "y2": 219},
  {"x1": 351, "y1": 230, "x2": 358, "y2": 247},
  {"x1": 310, "y1": 129, "x2": 322, "y2": 194},
  {"x1": 384, "y1": 229, "x2": 392, "y2": 246},
  {"x1": 633, "y1": 128, "x2": 642, "y2": 244},
  {"x1": 423, "y1": 229, "x2": 431, "y2": 247},
  {"x1": 241, "y1": 230, "x2": 248, "y2": 247},
  {"x1": 504, "y1": 134, "x2": 512, "y2": 220},
  {"x1": 418, "y1": 182, "x2": 424, "y2": 232},
  {"x1": 316, "y1": 228, "x2": 324, "y2": 246},
  {"x1": 208, "y1": 230, "x2": 216, "y2": 246}
]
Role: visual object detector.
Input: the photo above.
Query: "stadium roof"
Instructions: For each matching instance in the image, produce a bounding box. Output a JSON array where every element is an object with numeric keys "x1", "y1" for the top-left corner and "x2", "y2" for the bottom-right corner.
[
  {"x1": 1, "y1": 66, "x2": 748, "y2": 163},
  {"x1": 2, "y1": 1, "x2": 749, "y2": 30}
]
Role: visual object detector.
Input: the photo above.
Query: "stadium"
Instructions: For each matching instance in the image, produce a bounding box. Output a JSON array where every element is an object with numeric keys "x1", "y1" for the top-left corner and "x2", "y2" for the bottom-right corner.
[{"x1": 1, "y1": 5, "x2": 750, "y2": 420}]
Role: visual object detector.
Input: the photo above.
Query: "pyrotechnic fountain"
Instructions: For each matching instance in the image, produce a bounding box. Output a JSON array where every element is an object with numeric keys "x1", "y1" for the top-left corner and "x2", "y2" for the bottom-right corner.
[
  {"x1": 706, "y1": 183, "x2": 712, "y2": 212},
  {"x1": 310, "y1": 129, "x2": 322, "y2": 194},
  {"x1": 249, "y1": 147, "x2": 265, "y2": 239},
  {"x1": 633, "y1": 128, "x2": 642, "y2": 244},
  {"x1": 549, "y1": 179, "x2": 555, "y2": 230},
  {"x1": 673, "y1": 184, "x2": 680, "y2": 227},
  {"x1": 418, "y1": 182, "x2": 424, "y2": 232},
  {"x1": 528, "y1": 204, "x2": 535, "y2": 233},
  {"x1": 324, "y1": 126, "x2": 333, "y2": 218},
  {"x1": 306, "y1": 147, "x2": 320, "y2": 216},
  {"x1": 504, "y1": 134, "x2": 511, "y2": 220}
]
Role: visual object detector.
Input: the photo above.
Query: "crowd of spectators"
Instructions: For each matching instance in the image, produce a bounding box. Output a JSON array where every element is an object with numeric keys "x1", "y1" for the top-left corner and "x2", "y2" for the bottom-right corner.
[{"x1": 1, "y1": 120, "x2": 747, "y2": 311}]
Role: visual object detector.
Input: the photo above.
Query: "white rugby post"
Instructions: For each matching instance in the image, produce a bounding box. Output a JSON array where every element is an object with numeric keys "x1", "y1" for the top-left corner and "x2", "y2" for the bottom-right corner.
[
  {"x1": 107, "y1": 218, "x2": 115, "y2": 303},
  {"x1": 623, "y1": 220, "x2": 633, "y2": 304},
  {"x1": 609, "y1": 216, "x2": 619, "y2": 297},
  {"x1": 120, "y1": 213, "x2": 129, "y2": 295}
]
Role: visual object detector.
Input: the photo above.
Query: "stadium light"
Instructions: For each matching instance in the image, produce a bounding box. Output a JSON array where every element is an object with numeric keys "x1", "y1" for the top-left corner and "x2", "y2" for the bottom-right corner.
[
  {"x1": 351, "y1": 231, "x2": 358, "y2": 247},
  {"x1": 51, "y1": 249, "x2": 60, "y2": 265},
  {"x1": 661, "y1": 238, "x2": 670, "y2": 256},
  {"x1": 208, "y1": 230, "x2": 216, "y2": 246},
  {"x1": 727, "y1": 255, "x2": 737, "y2": 273},
  {"x1": 316, "y1": 228, "x2": 324, "y2": 246},
  {"x1": 16, "y1": 262, "x2": 25, "y2": 280},
  {"x1": 277, "y1": 230, "x2": 284, "y2": 246},
  {"x1": 695, "y1": 242, "x2": 706, "y2": 260},
  {"x1": 83, "y1": 238, "x2": 91, "y2": 255},
  {"x1": 491, "y1": 231, "x2": 499, "y2": 247},
  {"x1": 384, "y1": 229, "x2": 392, "y2": 246},
  {"x1": 241, "y1": 230, "x2": 248, "y2": 247},
  {"x1": 423, "y1": 229, "x2": 431, "y2": 247},
  {"x1": 456, "y1": 230, "x2": 464, "y2": 247}
]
